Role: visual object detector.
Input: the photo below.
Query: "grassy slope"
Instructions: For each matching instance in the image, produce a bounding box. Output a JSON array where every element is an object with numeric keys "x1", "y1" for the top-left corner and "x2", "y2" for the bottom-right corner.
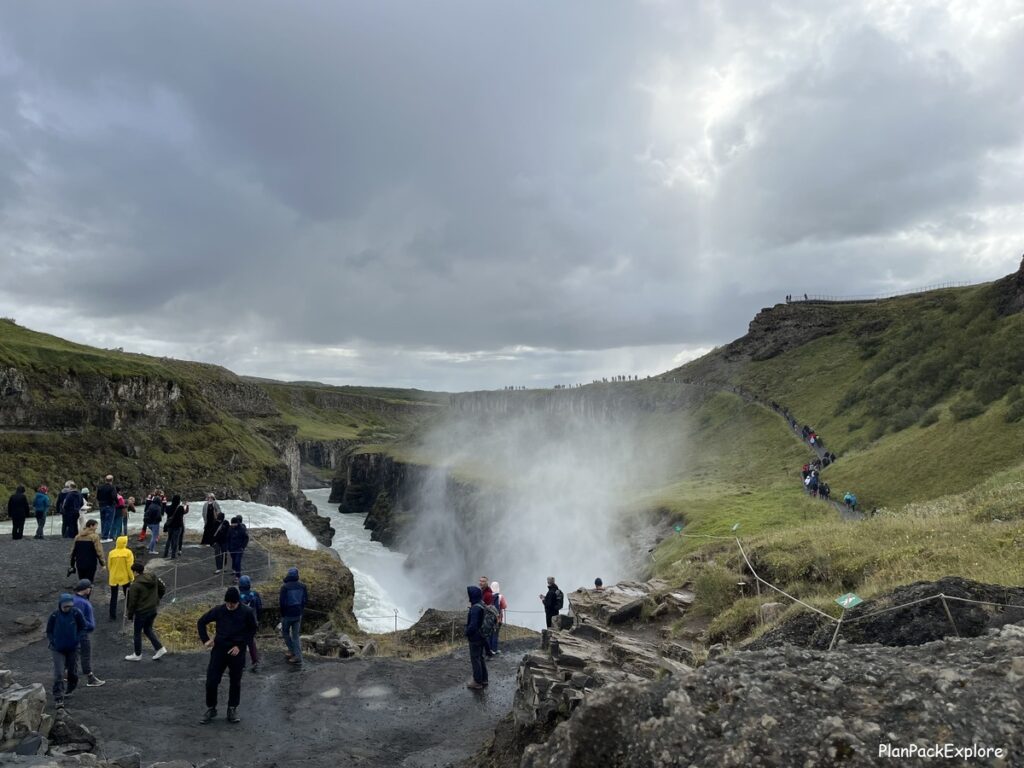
[{"x1": 645, "y1": 277, "x2": 1024, "y2": 642}]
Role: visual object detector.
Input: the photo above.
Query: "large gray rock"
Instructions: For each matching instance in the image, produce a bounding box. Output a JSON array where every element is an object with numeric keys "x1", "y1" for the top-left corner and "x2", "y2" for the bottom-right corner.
[
  {"x1": 1, "y1": 684, "x2": 46, "y2": 749},
  {"x1": 523, "y1": 624, "x2": 1024, "y2": 767}
]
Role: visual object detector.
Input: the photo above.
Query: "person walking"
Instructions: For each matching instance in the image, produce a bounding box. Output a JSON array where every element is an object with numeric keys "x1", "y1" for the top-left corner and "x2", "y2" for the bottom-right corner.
[
  {"x1": 162, "y1": 495, "x2": 188, "y2": 559},
  {"x1": 238, "y1": 575, "x2": 263, "y2": 672},
  {"x1": 110, "y1": 493, "x2": 127, "y2": 539},
  {"x1": 125, "y1": 562, "x2": 168, "y2": 661},
  {"x1": 58, "y1": 482, "x2": 83, "y2": 539},
  {"x1": 279, "y1": 567, "x2": 307, "y2": 666},
  {"x1": 197, "y1": 586, "x2": 258, "y2": 724},
  {"x1": 200, "y1": 494, "x2": 222, "y2": 546},
  {"x1": 7, "y1": 485, "x2": 30, "y2": 540},
  {"x1": 488, "y1": 580, "x2": 507, "y2": 655},
  {"x1": 71, "y1": 580, "x2": 105, "y2": 687},
  {"x1": 465, "y1": 585, "x2": 488, "y2": 689},
  {"x1": 539, "y1": 576, "x2": 563, "y2": 629},
  {"x1": 46, "y1": 593, "x2": 87, "y2": 710},
  {"x1": 226, "y1": 516, "x2": 249, "y2": 581},
  {"x1": 33, "y1": 485, "x2": 50, "y2": 539},
  {"x1": 69, "y1": 520, "x2": 105, "y2": 583},
  {"x1": 107, "y1": 535, "x2": 135, "y2": 621},
  {"x1": 142, "y1": 492, "x2": 164, "y2": 554},
  {"x1": 96, "y1": 475, "x2": 117, "y2": 542}
]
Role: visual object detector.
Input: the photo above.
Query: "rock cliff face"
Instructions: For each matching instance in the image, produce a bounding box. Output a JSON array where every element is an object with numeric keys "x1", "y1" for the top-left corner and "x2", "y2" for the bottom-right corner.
[
  {"x1": 522, "y1": 624, "x2": 1024, "y2": 767},
  {"x1": 449, "y1": 383, "x2": 701, "y2": 420},
  {"x1": 299, "y1": 439, "x2": 354, "y2": 471},
  {"x1": 993, "y1": 253, "x2": 1024, "y2": 316}
]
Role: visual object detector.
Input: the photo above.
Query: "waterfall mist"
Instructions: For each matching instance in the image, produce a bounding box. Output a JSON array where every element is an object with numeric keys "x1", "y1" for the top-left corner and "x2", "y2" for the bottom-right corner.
[{"x1": 399, "y1": 398, "x2": 684, "y2": 629}]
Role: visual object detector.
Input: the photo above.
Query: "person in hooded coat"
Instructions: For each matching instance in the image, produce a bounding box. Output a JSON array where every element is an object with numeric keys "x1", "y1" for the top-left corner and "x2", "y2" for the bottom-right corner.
[
  {"x1": 33, "y1": 486, "x2": 51, "y2": 539},
  {"x1": 69, "y1": 520, "x2": 105, "y2": 583},
  {"x1": 465, "y1": 585, "x2": 488, "y2": 689},
  {"x1": 46, "y1": 593, "x2": 87, "y2": 708},
  {"x1": 7, "y1": 485, "x2": 30, "y2": 540},
  {"x1": 197, "y1": 586, "x2": 258, "y2": 724},
  {"x1": 107, "y1": 535, "x2": 135, "y2": 620},
  {"x1": 201, "y1": 494, "x2": 222, "y2": 546},
  {"x1": 59, "y1": 483, "x2": 84, "y2": 539},
  {"x1": 125, "y1": 562, "x2": 167, "y2": 661},
  {"x1": 226, "y1": 516, "x2": 249, "y2": 581},
  {"x1": 162, "y1": 495, "x2": 188, "y2": 559},
  {"x1": 279, "y1": 568, "x2": 307, "y2": 666}
]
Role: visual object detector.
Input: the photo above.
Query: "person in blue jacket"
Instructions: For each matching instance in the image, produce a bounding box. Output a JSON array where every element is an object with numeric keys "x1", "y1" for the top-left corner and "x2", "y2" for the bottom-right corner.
[
  {"x1": 279, "y1": 568, "x2": 308, "y2": 666},
  {"x1": 33, "y1": 486, "x2": 51, "y2": 539},
  {"x1": 238, "y1": 575, "x2": 263, "y2": 672},
  {"x1": 72, "y1": 580, "x2": 105, "y2": 688},
  {"x1": 465, "y1": 585, "x2": 488, "y2": 689},
  {"x1": 46, "y1": 593, "x2": 87, "y2": 709}
]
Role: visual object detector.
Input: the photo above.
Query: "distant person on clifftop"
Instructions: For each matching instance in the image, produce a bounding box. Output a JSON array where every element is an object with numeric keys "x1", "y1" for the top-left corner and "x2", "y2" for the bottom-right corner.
[
  {"x1": 465, "y1": 585, "x2": 489, "y2": 689},
  {"x1": 69, "y1": 520, "x2": 105, "y2": 584},
  {"x1": 107, "y1": 535, "x2": 135, "y2": 621},
  {"x1": 72, "y1": 580, "x2": 105, "y2": 688},
  {"x1": 226, "y1": 516, "x2": 249, "y2": 581},
  {"x1": 198, "y1": 586, "x2": 258, "y2": 724},
  {"x1": 33, "y1": 485, "x2": 50, "y2": 539},
  {"x1": 96, "y1": 475, "x2": 117, "y2": 543},
  {"x1": 162, "y1": 495, "x2": 188, "y2": 560},
  {"x1": 279, "y1": 567, "x2": 308, "y2": 667},
  {"x1": 125, "y1": 562, "x2": 167, "y2": 662},
  {"x1": 7, "y1": 484, "x2": 29, "y2": 540},
  {"x1": 594, "y1": 577, "x2": 604, "y2": 591},
  {"x1": 539, "y1": 576, "x2": 563, "y2": 629},
  {"x1": 46, "y1": 593, "x2": 86, "y2": 710},
  {"x1": 201, "y1": 494, "x2": 222, "y2": 546},
  {"x1": 238, "y1": 575, "x2": 263, "y2": 673}
]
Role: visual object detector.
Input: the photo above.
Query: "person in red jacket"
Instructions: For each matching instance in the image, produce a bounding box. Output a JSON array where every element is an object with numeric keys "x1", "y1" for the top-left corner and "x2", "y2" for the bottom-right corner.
[{"x1": 477, "y1": 576, "x2": 492, "y2": 608}]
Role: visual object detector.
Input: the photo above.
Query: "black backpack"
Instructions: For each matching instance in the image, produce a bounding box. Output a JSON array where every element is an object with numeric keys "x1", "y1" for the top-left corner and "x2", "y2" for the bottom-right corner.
[
  {"x1": 554, "y1": 588, "x2": 564, "y2": 611},
  {"x1": 478, "y1": 603, "x2": 499, "y2": 639}
]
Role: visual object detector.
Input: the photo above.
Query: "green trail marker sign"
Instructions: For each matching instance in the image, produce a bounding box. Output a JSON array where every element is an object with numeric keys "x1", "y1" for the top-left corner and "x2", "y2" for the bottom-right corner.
[
  {"x1": 835, "y1": 592, "x2": 862, "y2": 609},
  {"x1": 674, "y1": 524, "x2": 683, "y2": 533}
]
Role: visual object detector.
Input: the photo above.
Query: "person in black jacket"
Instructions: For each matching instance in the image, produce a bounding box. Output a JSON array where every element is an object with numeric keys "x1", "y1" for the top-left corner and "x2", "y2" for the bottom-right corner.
[
  {"x1": 95, "y1": 475, "x2": 117, "y2": 542},
  {"x1": 59, "y1": 482, "x2": 84, "y2": 539},
  {"x1": 465, "y1": 585, "x2": 488, "y2": 689},
  {"x1": 226, "y1": 516, "x2": 249, "y2": 581},
  {"x1": 211, "y1": 512, "x2": 229, "y2": 573},
  {"x1": 7, "y1": 485, "x2": 30, "y2": 540},
  {"x1": 143, "y1": 492, "x2": 165, "y2": 554},
  {"x1": 162, "y1": 495, "x2": 188, "y2": 560},
  {"x1": 539, "y1": 577, "x2": 562, "y2": 629},
  {"x1": 197, "y1": 586, "x2": 258, "y2": 724}
]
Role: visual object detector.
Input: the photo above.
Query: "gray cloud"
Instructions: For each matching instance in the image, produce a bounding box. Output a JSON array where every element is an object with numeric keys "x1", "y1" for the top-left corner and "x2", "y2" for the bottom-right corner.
[{"x1": 0, "y1": 1, "x2": 1021, "y2": 389}]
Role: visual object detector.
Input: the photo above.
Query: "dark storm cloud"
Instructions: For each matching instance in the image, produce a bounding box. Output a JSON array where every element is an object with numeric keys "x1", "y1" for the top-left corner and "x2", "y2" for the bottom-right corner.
[{"x1": 0, "y1": 1, "x2": 1021, "y2": 388}]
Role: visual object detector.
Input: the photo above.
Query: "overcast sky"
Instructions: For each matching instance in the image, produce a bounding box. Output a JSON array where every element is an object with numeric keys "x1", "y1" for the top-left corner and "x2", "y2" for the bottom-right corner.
[{"x1": 0, "y1": 1, "x2": 1021, "y2": 391}]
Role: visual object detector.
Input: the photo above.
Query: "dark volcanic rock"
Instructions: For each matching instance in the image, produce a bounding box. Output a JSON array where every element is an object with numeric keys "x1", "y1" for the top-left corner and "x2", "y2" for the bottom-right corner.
[
  {"x1": 523, "y1": 624, "x2": 1024, "y2": 768},
  {"x1": 749, "y1": 576, "x2": 1024, "y2": 651}
]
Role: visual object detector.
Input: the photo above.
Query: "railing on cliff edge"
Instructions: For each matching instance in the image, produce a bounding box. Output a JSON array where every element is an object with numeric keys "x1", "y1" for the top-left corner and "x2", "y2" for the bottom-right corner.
[{"x1": 787, "y1": 280, "x2": 975, "y2": 304}]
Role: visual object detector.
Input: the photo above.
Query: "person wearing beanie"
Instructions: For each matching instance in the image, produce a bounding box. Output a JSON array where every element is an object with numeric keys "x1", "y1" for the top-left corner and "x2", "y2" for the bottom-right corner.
[
  {"x1": 107, "y1": 535, "x2": 135, "y2": 621},
  {"x1": 125, "y1": 562, "x2": 167, "y2": 661},
  {"x1": 197, "y1": 586, "x2": 258, "y2": 724},
  {"x1": 237, "y1": 575, "x2": 263, "y2": 672},
  {"x1": 33, "y1": 485, "x2": 51, "y2": 539},
  {"x1": 279, "y1": 567, "x2": 308, "y2": 666},
  {"x1": 46, "y1": 593, "x2": 87, "y2": 709},
  {"x1": 72, "y1": 579, "x2": 105, "y2": 687}
]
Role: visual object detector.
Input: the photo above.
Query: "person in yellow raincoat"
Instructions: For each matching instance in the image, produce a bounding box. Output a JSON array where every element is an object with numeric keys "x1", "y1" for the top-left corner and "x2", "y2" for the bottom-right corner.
[{"x1": 107, "y1": 535, "x2": 135, "y2": 621}]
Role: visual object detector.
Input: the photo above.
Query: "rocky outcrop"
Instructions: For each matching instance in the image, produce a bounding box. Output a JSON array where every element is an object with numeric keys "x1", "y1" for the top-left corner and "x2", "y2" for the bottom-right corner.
[
  {"x1": 748, "y1": 576, "x2": 1024, "y2": 651},
  {"x1": 993, "y1": 253, "x2": 1024, "y2": 316},
  {"x1": 523, "y1": 624, "x2": 1024, "y2": 767},
  {"x1": 299, "y1": 439, "x2": 353, "y2": 471}
]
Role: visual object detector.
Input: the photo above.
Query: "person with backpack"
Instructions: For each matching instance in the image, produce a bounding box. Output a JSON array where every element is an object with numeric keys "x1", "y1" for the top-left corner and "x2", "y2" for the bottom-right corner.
[
  {"x1": 226, "y1": 516, "x2": 249, "y2": 581},
  {"x1": 238, "y1": 575, "x2": 263, "y2": 672},
  {"x1": 162, "y1": 495, "x2": 188, "y2": 560},
  {"x1": 33, "y1": 485, "x2": 50, "y2": 539},
  {"x1": 279, "y1": 567, "x2": 308, "y2": 666},
  {"x1": 539, "y1": 576, "x2": 563, "y2": 629},
  {"x1": 59, "y1": 482, "x2": 84, "y2": 539},
  {"x1": 142, "y1": 491, "x2": 165, "y2": 554},
  {"x1": 72, "y1": 580, "x2": 105, "y2": 688},
  {"x1": 96, "y1": 475, "x2": 117, "y2": 542},
  {"x1": 201, "y1": 494, "x2": 222, "y2": 546},
  {"x1": 465, "y1": 585, "x2": 491, "y2": 689},
  {"x1": 69, "y1": 520, "x2": 105, "y2": 583},
  {"x1": 488, "y1": 580, "x2": 507, "y2": 655},
  {"x1": 46, "y1": 593, "x2": 87, "y2": 709},
  {"x1": 125, "y1": 562, "x2": 168, "y2": 661},
  {"x1": 107, "y1": 535, "x2": 135, "y2": 621},
  {"x1": 7, "y1": 484, "x2": 30, "y2": 540},
  {"x1": 197, "y1": 586, "x2": 258, "y2": 724}
]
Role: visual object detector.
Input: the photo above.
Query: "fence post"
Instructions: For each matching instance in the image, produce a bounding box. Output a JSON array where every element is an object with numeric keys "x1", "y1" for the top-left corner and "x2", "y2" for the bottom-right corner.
[
  {"x1": 394, "y1": 609, "x2": 399, "y2": 634},
  {"x1": 828, "y1": 610, "x2": 845, "y2": 651},
  {"x1": 939, "y1": 595, "x2": 960, "y2": 637}
]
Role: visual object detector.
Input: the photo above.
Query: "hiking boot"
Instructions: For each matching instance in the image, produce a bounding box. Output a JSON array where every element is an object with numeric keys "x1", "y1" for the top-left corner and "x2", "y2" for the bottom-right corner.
[
  {"x1": 153, "y1": 647, "x2": 168, "y2": 660},
  {"x1": 287, "y1": 657, "x2": 302, "y2": 665},
  {"x1": 199, "y1": 707, "x2": 217, "y2": 725},
  {"x1": 124, "y1": 653, "x2": 142, "y2": 662},
  {"x1": 466, "y1": 682, "x2": 484, "y2": 690},
  {"x1": 226, "y1": 707, "x2": 240, "y2": 723},
  {"x1": 86, "y1": 675, "x2": 105, "y2": 687}
]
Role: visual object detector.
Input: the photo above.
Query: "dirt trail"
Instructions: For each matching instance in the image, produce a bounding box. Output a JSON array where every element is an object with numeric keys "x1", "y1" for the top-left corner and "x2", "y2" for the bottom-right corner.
[{"x1": 0, "y1": 537, "x2": 532, "y2": 767}]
